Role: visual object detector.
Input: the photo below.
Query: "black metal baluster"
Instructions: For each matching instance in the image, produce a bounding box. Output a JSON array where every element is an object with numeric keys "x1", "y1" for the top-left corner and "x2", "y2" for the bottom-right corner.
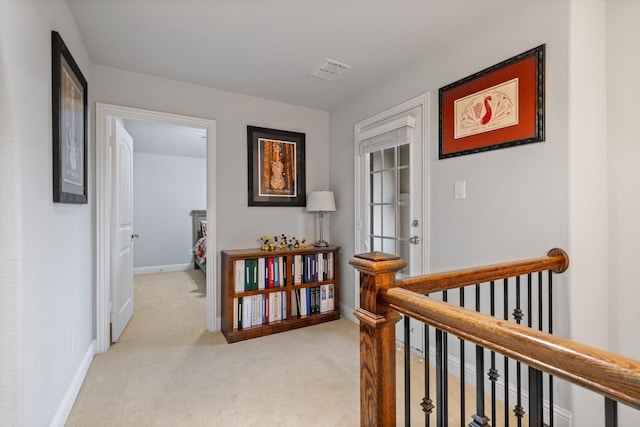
[
  {"x1": 548, "y1": 270, "x2": 555, "y2": 427},
  {"x1": 422, "y1": 322, "x2": 433, "y2": 426},
  {"x1": 527, "y1": 274, "x2": 533, "y2": 425},
  {"x1": 404, "y1": 315, "x2": 411, "y2": 427},
  {"x1": 436, "y1": 328, "x2": 445, "y2": 427},
  {"x1": 459, "y1": 287, "x2": 465, "y2": 426},
  {"x1": 503, "y1": 278, "x2": 510, "y2": 426},
  {"x1": 529, "y1": 367, "x2": 544, "y2": 427},
  {"x1": 536, "y1": 271, "x2": 545, "y2": 426},
  {"x1": 513, "y1": 276, "x2": 524, "y2": 425},
  {"x1": 470, "y1": 284, "x2": 489, "y2": 426},
  {"x1": 489, "y1": 281, "x2": 498, "y2": 425},
  {"x1": 605, "y1": 397, "x2": 618, "y2": 427},
  {"x1": 442, "y1": 291, "x2": 449, "y2": 424}
]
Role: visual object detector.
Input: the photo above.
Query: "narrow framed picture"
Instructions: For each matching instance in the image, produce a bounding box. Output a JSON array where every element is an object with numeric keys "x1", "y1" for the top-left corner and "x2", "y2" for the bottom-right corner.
[
  {"x1": 247, "y1": 126, "x2": 306, "y2": 207},
  {"x1": 52, "y1": 30, "x2": 88, "y2": 204},
  {"x1": 439, "y1": 44, "x2": 545, "y2": 159}
]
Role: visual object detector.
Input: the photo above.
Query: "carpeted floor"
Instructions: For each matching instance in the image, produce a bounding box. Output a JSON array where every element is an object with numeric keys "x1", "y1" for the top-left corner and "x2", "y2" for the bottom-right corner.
[
  {"x1": 66, "y1": 270, "x2": 514, "y2": 426},
  {"x1": 66, "y1": 270, "x2": 363, "y2": 426}
]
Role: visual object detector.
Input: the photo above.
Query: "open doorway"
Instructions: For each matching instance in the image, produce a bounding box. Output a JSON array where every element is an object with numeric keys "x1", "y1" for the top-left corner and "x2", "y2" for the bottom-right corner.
[{"x1": 95, "y1": 103, "x2": 217, "y2": 354}]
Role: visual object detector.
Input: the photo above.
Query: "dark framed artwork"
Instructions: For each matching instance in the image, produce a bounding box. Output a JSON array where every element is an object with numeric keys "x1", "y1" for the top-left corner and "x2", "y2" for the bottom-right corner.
[
  {"x1": 247, "y1": 126, "x2": 306, "y2": 207},
  {"x1": 439, "y1": 44, "x2": 545, "y2": 159},
  {"x1": 52, "y1": 30, "x2": 88, "y2": 204}
]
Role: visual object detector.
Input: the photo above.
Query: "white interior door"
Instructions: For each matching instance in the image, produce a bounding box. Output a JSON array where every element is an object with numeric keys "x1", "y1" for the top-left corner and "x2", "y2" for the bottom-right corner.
[
  {"x1": 110, "y1": 118, "x2": 134, "y2": 342},
  {"x1": 355, "y1": 95, "x2": 428, "y2": 353}
]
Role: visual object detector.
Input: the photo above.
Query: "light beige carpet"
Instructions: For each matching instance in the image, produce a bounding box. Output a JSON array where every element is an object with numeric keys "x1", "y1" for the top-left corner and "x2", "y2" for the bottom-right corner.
[{"x1": 66, "y1": 270, "x2": 515, "y2": 426}]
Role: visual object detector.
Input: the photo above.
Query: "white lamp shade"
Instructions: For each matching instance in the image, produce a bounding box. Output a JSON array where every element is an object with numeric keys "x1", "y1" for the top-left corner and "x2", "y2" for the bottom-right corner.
[{"x1": 306, "y1": 191, "x2": 336, "y2": 212}]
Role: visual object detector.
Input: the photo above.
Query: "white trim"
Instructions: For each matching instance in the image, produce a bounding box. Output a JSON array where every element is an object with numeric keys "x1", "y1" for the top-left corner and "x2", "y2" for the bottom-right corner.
[
  {"x1": 133, "y1": 263, "x2": 194, "y2": 275},
  {"x1": 49, "y1": 339, "x2": 96, "y2": 427},
  {"x1": 340, "y1": 302, "x2": 359, "y2": 324},
  {"x1": 353, "y1": 93, "x2": 430, "y2": 311},
  {"x1": 95, "y1": 103, "x2": 217, "y2": 354},
  {"x1": 356, "y1": 114, "x2": 416, "y2": 142}
]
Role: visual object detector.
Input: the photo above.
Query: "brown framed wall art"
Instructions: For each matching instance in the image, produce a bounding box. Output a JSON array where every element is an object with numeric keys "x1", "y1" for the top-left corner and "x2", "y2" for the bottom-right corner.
[
  {"x1": 439, "y1": 44, "x2": 545, "y2": 159},
  {"x1": 247, "y1": 126, "x2": 306, "y2": 207},
  {"x1": 52, "y1": 30, "x2": 88, "y2": 203}
]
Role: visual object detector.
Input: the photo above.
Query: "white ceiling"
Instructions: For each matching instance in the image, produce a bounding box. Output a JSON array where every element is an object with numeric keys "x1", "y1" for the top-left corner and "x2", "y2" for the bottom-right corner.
[
  {"x1": 67, "y1": 0, "x2": 521, "y2": 111},
  {"x1": 124, "y1": 119, "x2": 207, "y2": 158}
]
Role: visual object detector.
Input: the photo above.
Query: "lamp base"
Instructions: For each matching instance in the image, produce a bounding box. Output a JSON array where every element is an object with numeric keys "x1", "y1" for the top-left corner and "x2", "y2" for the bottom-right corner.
[{"x1": 313, "y1": 240, "x2": 329, "y2": 247}]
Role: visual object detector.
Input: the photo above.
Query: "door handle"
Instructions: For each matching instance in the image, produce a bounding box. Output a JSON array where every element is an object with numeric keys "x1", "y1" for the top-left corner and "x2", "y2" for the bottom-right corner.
[
  {"x1": 409, "y1": 236, "x2": 420, "y2": 244},
  {"x1": 131, "y1": 234, "x2": 139, "y2": 241}
]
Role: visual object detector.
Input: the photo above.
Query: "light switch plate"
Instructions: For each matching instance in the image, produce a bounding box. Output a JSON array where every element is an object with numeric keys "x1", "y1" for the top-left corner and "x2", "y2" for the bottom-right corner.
[{"x1": 454, "y1": 181, "x2": 466, "y2": 199}]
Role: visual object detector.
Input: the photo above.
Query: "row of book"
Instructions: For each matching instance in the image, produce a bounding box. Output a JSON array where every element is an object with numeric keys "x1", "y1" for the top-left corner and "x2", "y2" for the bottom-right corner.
[
  {"x1": 291, "y1": 283, "x2": 335, "y2": 316},
  {"x1": 292, "y1": 252, "x2": 335, "y2": 284},
  {"x1": 234, "y1": 257, "x2": 285, "y2": 292},
  {"x1": 232, "y1": 283, "x2": 336, "y2": 329},
  {"x1": 233, "y1": 291, "x2": 287, "y2": 329},
  {"x1": 234, "y1": 253, "x2": 335, "y2": 292}
]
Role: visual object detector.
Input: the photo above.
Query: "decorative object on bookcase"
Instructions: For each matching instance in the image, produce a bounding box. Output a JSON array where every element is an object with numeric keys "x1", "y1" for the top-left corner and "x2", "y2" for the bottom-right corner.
[
  {"x1": 221, "y1": 246, "x2": 340, "y2": 343},
  {"x1": 259, "y1": 234, "x2": 307, "y2": 251},
  {"x1": 306, "y1": 191, "x2": 336, "y2": 247}
]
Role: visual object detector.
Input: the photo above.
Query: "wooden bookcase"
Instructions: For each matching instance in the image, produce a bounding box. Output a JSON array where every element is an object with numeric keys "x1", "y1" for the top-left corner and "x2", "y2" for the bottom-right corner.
[{"x1": 221, "y1": 246, "x2": 340, "y2": 343}]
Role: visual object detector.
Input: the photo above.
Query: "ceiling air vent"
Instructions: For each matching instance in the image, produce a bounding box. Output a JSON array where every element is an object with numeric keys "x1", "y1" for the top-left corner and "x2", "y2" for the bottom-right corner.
[{"x1": 310, "y1": 59, "x2": 351, "y2": 81}]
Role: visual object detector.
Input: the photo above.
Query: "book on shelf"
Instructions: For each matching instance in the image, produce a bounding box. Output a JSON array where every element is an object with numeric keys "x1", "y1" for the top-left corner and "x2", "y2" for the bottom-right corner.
[
  {"x1": 320, "y1": 283, "x2": 335, "y2": 313},
  {"x1": 293, "y1": 255, "x2": 303, "y2": 285},
  {"x1": 318, "y1": 254, "x2": 324, "y2": 281},
  {"x1": 273, "y1": 256, "x2": 280, "y2": 287},
  {"x1": 243, "y1": 259, "x2": 251, "y2": 291},
  {"x1": 320, "y1": 285, "x2": 328, "y2": 313},
  {"x1": 234, "y1": 297, "x2": 239, "y2": 328},
  {"x1": 257, "y1": 258, "x2": 265, "y2": 290},
  {"x1": 267, "y1": 257, "x2": 274, "y2": 288},
  {"x1": 235, "y1": 261, "x2": 245, "y2": 293}
]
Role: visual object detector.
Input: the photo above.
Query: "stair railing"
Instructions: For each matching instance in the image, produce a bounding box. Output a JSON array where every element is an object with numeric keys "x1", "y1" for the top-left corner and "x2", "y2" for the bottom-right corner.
[{"x1": 350, "y1": 249, "x2": 640, "y2": 427}]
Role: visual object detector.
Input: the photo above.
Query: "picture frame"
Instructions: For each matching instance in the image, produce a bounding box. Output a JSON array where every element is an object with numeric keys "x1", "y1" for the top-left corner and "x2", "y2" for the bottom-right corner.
[
  {"x1": 439, "y1": 44, "x2": 545, "y2": 159},
  {"x1": 52, "y1": 30, "x2": 88, "y2": 204},
  {"x1": 247, "y1": 126, "x2": 306, "y2": 207}
]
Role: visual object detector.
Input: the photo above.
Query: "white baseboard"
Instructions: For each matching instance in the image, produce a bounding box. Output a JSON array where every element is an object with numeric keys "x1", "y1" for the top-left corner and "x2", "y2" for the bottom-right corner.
[
  {"x1": 133, "y1": 263, "x2": 193, "y2": 275},
  {"x1": 50, "y1": 339, "x2": 96, "y2": 427},
  {"x1": 340, "y1": 302, "x2": 358, "y2": 323},
  {"x1": 411, "y1": 345, "x2": 573, "y2": 427}
]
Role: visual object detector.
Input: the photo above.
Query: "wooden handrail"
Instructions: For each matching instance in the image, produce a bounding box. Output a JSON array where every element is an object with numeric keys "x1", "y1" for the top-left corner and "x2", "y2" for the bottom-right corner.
[
  {"x1": 350, "y1": 249, "x2": 639, "y2": 426},
  {"x1": 383, "y1": 287, "x2": 640, "y2": 411},
  {"x1": 396, "y1": 248, "x2": 569, "y2": 294}
]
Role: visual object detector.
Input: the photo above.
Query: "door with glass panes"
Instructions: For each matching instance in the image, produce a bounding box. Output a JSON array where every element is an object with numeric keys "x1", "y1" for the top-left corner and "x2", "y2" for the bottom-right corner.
[{"x1": 355, "y1": 97, "x2": 426, "y2": 353}]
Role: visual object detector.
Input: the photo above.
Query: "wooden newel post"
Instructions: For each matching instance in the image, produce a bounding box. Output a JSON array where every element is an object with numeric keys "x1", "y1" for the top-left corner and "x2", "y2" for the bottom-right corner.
[{"x1": 350, "y1": 252, "x2": 407, "y2": 427}]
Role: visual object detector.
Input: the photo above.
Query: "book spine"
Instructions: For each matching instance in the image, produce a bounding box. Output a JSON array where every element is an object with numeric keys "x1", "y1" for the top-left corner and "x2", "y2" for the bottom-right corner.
[
  {"x1": 327, "y1": 283, "x2": 335, "y2": 311},
  {"x1": 274, "y1": 256, "x2": 280, "y2": 287},
  {"x1": 320, "y1": 284, "x2": 328, "y2": 313},
  {"x1": 257, "y1": 258, "x2": 265, "y2": 290},
  {"x1": 244, "y1": 260, "x2": 251, "y2": 292},
  {"x1": 235, "y1": 261, "x2": 244, "y2": 293},
  {"x1": 267, "y1": 257, "x2": 274, "y2": 288}
]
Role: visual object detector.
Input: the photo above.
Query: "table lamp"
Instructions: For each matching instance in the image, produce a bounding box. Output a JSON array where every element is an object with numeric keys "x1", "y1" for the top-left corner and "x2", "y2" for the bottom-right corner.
[{"x1": 306, "y1": 191, "x2": 336, "y2": 247}]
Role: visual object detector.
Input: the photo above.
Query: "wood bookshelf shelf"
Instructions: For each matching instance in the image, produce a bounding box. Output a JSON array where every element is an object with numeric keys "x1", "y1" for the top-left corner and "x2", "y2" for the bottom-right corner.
[{"x1": 221, "y1": 246, "x2": 340, "y2": 343}]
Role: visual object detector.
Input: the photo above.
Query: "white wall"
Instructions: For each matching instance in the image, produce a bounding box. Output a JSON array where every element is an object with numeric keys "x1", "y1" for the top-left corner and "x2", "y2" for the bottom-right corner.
[
  {"x1": 133, "y1": 152, "x2": 206, "y2": 271},
  {"x1": 608, "y1": 0, "x2": 640, "y2": 424},
  {"x1": 90, "y1": 64, "x2": 330, "y2": 326},
  {"x1": 330, "y1": 1, "x2": 570, "y2": 314},
  {"x1": 567, "y1": 0, "x2": 610, "y2": 423},
  {"x1": 0, "y1": 0, "x2": 94, "y2": 425}
]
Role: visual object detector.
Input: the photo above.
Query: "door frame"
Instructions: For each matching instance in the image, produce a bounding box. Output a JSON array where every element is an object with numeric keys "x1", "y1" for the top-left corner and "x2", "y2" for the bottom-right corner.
[
  {"x1": 95, "y1": 103, "x2": 217, "y2": 353},
  {"x1": 353, "y1": 93, "x2": 430, "y2": 310}
]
